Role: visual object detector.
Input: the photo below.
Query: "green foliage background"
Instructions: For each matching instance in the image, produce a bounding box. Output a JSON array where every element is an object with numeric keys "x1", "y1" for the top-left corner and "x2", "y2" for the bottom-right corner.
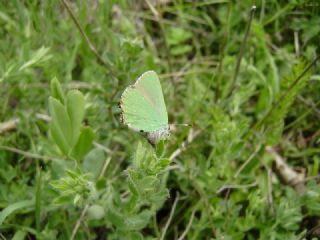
[{"x1": 0, "y1": 0, "x2": 320, "y2": 239}]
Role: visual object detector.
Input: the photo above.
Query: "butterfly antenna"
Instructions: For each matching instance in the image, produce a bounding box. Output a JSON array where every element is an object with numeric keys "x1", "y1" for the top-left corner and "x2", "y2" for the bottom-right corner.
[{"x1": 169, "y1": 123, "x2": 192, "y2": 129}]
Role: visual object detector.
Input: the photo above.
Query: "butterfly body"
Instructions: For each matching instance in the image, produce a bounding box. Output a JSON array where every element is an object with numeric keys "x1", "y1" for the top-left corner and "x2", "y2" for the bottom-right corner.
[{"x1": 119, "y1": 71, "x2": 169, "y2": 145}]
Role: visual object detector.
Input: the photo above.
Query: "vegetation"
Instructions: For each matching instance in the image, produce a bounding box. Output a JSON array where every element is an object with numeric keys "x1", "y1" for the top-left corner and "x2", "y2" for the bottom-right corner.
[{"x1": 0, "y1": 1, "x2": 320, "y2": 239}]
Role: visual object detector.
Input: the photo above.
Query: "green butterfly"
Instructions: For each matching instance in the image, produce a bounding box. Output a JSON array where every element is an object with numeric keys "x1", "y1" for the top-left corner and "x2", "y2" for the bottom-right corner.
[{"x1": 119, "y1": 71, "x2": 169, "y2": 145}]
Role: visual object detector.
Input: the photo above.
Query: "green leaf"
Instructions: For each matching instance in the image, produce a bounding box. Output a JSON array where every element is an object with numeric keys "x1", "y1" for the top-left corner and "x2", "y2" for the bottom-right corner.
[
  {"x1": 128, "y1": 177, "x2": 139, "y2": 196},
  {"x1": 0, "y1": 200, "x2": 33, "y2": 225},
  {"x1": 66, "y1": 169, "x2": 79, "y2": 180},
  {"x1": 156, "y1": 158, "x2": 170, "y2": 169},
  {"x1": 170, "y1": 45, "x2": 192, "y2": 56},
  {"x1": 12, "y1": 230, "x2": 27, "y2": 240},
  {"x1": 50, "y1": 180, "x2": 70, "y2": 191},
  {"x1": 265, "y1": 59, "x2": 311, "y2": 144},
  {"x1": 87, "y1": 204, "x2": 105, "y2": 220},
  {"x1": 155, "y1": 140, "x2": 166, "y2": 157},
  {"x1": 126, "y1": 210, "x2": 153, "y2": 231},
  {"x1": 108, "y1": 208, "x2": 126, "y2": 229},
  {"x1": 167, "y1": 27, "x2": 192, "y2": 46},
  {"x1": 73, "y1": 194, "x2": 81, "y2": 205},
  {"x1": 50, "y1": 77, "x2": 65, "y2": 104},
  {"x1": 128, "y1": 169, "x2": 140, "y2": 196},
  {"x1": 133, "y1": 141, "x2": 152, "y2": 168},
  {"x1": 49, "y1": 97, "x2": 72, "y2": 155},
  {"x1": 71, "y1": 127, "x2": 95, "y2": 161},
  {"x1": 128, "y1": 232, "x2": 144, "y2": 240},
  {"x1": 53, "y1": 195, "x2": 72, "y2": 205},
  {"x1": 82, "y1": 148, "x2": 105, "y2": 179},
  {"x1": 66, "y1": 90, "x2": 85, "y2": 146},
  {"x1": 138, "y1": 176, "x2": 159, "y2": 192},
  {"x1": 18, "y1": 46, "x2": 51, "y2": 71}
]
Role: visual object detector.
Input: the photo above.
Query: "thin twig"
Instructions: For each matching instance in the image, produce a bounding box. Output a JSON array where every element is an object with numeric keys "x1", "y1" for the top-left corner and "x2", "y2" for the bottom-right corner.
[
  {"x1": 259, "y1": 0, "x2": 265, "y2": 22},
  {"x1": 161, "y1": 69, "x2": 214, "y2": 80},
  {"x1": 169, "y1": 129, "x2": 201, "y2": 161},
  {"x1": 216, "y1": 143, "x2": 262, "y2": 194},
  {"x1": 189, "y1": 181, "x2": 215, "y2": 236},
  {"x1": 298, "y1": 95, "x2": 320, "y2": 118},
  {"x1": 145, "y1": 0, "x2": 173, "y2": 83},
  {"x1": 214, "y1": 1, "x2": 231, "y2": 101},
  {"x1": 266, "y1": 146, "x2": 305, "y2": 194},
  {"x1": 0, "y1": 145, "x2": 56, "y2": 161},
  {"x1": 234, "y1": 143, "x2": 262, "y2": 178},
  {"x1": 145, "y1": 0, "x2": 159, "y2": 19},
  {"x1": 160, "y1": 192, "x2": 180, "y2": 240},
  {"x1": 216, "y1": 182, "x2": 258, "y2": 195},
  {"x1": 99, "y1": 156, "x2": 112, "y2": 178},
  {"x1": 266, "y1": 166, "x2": 275, "y2": 216},
  {"x1": 227, "y1": 5, "x2": 256, "y2": 97},
  {"x1": 294, "y1": 31, "x2": 300, "y2": 56},
  {"x1": 60, "y1": 0, "x2": 115, "y2": 76},
  {"x1": 70, "y1": 204, "x2": 90, "y2": 240},
  {"x1": 177, "y1": 207, "x2": 196, "y2": 240},
  {"x1": 93, "y1": 142, "x2": 113, "y2": 154},
  {"x1": 0, "y1": 118, "x2": 20, "y2": 134},
  {"x1": 35, "y1": 113, "x2": 51, "y2": 122}
]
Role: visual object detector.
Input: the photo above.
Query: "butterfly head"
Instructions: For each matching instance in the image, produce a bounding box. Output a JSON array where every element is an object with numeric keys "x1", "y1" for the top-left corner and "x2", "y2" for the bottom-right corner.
[{"x1": 146, "y1": 126, "x2": 170, "y2": 146}]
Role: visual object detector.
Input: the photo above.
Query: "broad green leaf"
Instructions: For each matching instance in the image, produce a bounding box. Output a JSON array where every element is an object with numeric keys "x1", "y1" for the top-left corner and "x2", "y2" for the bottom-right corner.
[
  {"x1": 138, "y1": 176, "x2": 159, "y2": 192},
  {"x1": 50, "y1": 77, "x2": 65, "y2": 104},
  {"x1": 0, "y1": 200, "x2": 33, "y2": 225},
  {"x1": 87, "y1": 204, "x2": 105, "y2": 220},
  {"x1": 82, "y1": 148, "x2": 105, "y2": 179},
  {"x1": 49, "y1": 97, "x2": 72, "y2": 155},
  {"x1": 148, "y1": 188, "x2": 168, "y2": 208},
  {"x1": 71, "y1": 127, "x2": 95, "y2": 161},
  {"x1": 129, "y1": 232, "x2": 144, "y2": 240},
  {"x1": 108, "y1": 208, "x2": 125, "y2": 229},
  {"x1": 66, "y1": 90, "x2": 85, "y2": 146},
  {"x1": 133, "y1": 141, "x2": 152, "y2": 168},
  {"x1": 12, "y1": 230, "x2": 27, "y2": 240},
  {"x1": 126, "y1": 210, "x2": 152, "y2": 231}
]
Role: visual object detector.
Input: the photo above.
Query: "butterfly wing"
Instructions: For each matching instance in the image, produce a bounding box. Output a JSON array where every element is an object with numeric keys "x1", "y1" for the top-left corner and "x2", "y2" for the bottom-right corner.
[{"x1": 120, "y1": 71, "x2": 168, "y2": 133}]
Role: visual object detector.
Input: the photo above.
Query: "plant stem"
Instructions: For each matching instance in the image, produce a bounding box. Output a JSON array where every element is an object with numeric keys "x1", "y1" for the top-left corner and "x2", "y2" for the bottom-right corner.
[
  {"x1": 177, "y1": 207, "x2": 196, "y2": 240},
  {"x1": 246, "y1": 54, "x2": 320, "y2": 139},
  {"x1": 227, "y1": 5, "x2": 256, "y2": 97},
  {"x1": 35, "y1": 168, "x2": 42, "y2": 235},
  {"x1": 60, "y1": 0, "x2": 115, "y2": 77},
  {"x1": 160, "y1": 192, "x2": 180, "y2": 240},
  {"x1": 70, "y1": 204, "x2": 89, "y2": 240}
]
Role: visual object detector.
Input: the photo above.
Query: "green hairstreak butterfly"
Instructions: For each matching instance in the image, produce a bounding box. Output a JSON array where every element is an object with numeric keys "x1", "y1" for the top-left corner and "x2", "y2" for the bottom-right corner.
[{"x1": 119, "y1": 71, "x2": 170, "y2": 145}]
